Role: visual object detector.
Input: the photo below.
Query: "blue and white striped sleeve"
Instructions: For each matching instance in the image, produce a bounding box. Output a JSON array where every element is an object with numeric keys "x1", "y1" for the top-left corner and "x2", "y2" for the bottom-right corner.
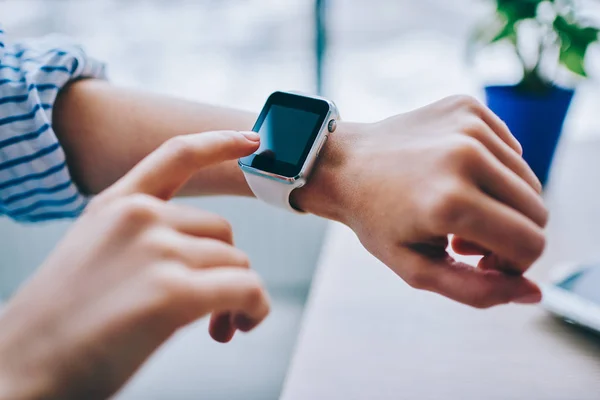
[{"x1": 0, "y1": 28, "x2": 106, "y2": 223}]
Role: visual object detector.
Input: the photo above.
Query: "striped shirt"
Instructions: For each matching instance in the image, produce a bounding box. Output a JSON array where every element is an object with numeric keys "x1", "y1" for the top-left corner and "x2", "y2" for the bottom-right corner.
[{"x1": 0, "y1": 27, "x2": 105, "y2": 223}]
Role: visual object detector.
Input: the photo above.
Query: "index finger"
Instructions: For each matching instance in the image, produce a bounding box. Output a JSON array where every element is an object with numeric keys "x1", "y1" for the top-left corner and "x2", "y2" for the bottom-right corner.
[
  {"x1": 106, "y1": 130, "x2": 259, "y2": 200},
  {"x1": 474, "y1": 101, "x2": 523, "y2": 156},
  {"x1": 391, "y1": 249, "x2": 542, "y2": 308},
  {"x1": 433, "y1": 182, "x2": 545, "y2": 273}
]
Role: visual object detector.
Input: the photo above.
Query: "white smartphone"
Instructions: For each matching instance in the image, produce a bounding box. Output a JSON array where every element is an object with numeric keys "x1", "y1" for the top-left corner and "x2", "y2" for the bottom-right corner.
[{"x1": 541, "y1": 263, "x2": 600, "y2": 334}]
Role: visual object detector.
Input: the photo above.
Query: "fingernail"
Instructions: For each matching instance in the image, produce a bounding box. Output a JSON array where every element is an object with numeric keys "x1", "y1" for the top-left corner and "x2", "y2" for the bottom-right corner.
[
  {"x1": 513, "y1": 292, "x2": 542, "y2": 304},
  {"x1": 233, "y1": 314, "x2": 257, "y2": 332},
  {"x1": 239, "y1": 131, "x2": 260, "y2": 142}
]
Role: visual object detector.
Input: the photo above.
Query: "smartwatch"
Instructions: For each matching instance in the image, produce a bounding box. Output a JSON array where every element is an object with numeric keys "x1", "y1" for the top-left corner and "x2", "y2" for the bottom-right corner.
[{"x1": 239, "y1": 91, "x2": 340, "y2": 213}]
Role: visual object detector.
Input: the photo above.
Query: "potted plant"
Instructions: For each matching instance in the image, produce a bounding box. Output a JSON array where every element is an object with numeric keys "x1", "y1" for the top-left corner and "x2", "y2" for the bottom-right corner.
[{"x1": 471, "y1": 0, "x2": 599, "y2": 186}]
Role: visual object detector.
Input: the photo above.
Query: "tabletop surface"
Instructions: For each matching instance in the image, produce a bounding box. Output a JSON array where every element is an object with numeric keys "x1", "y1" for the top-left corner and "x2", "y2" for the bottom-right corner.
[{"x1": 280, "y1": 137, "x2": 600, "y2": 400}]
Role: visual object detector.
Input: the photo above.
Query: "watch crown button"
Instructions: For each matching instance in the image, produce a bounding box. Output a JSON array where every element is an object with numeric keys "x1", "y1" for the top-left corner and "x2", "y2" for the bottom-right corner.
[{"x1": 328, "y1": 119, "x2": 337, "y2": 133}]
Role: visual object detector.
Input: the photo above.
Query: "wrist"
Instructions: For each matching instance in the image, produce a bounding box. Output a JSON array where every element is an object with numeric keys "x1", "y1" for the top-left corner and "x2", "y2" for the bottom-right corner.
[
  {"x1": 0, "y1": 374, "x2": 40, "y2": 400},
  {"x1": 291, "y1": 121, "x2": 367, "y2": 223},
  {"x1": 0, "y1": 308, "x2": 58, "y2": 400},
  {"x1": 0, "y1": 341, "x2": 51, "y2": 400}
]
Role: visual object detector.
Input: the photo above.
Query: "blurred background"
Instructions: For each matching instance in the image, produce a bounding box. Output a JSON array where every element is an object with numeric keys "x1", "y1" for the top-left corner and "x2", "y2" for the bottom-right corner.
[{"x1": 0, "y1": 1, "x2": 599, "y2": 399}]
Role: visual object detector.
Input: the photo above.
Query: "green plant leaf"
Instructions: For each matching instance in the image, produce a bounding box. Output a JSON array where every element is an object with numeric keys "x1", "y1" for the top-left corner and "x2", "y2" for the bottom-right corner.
[
  {"x1": 559, "y1": 48, "x2": 587, "y2": 77},
  {"x1": 554, "y1": 15, "x2": 599, "y2": 44},
  {"x1": 554, "y1": 15, "x2": 599, "y2": 77},
  {"x1": 490, "y1": 19, "x2": 517, "y2": 44},
  {"x1": 469, "y1": 0, "x2": 600, "y2": 85},
  {"x1": 487, "y1": 0, "x2": 545, "y2": 46},
  {"x1": 471, "y1": 0, "x2": 544, "y2": 47},
  {"x1": 497, "y1": 0, "x2": 542, "y2": 23}
]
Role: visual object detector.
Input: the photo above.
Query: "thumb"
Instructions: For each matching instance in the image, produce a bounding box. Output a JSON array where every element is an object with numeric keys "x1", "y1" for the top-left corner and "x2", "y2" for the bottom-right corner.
[{"x1": 106, "y1": 130, "x2": 260, "y2": 200}]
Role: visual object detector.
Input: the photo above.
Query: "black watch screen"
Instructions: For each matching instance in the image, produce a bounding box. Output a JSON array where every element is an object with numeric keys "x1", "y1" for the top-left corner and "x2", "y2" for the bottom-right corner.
[{"x1": 239, "y1": 91, "x2": 330, "y2": 178}]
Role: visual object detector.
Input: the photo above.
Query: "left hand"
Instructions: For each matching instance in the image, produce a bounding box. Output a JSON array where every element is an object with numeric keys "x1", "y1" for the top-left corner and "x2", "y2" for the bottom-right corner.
[{"x1": 293, "y1": 95, "x2": 548, "y2": 309}]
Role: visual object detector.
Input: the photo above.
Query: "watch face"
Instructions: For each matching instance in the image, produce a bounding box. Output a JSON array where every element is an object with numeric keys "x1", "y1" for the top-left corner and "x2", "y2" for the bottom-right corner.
[{"x1": 239, "y1": 91, "x2": 330, "y2": 178}]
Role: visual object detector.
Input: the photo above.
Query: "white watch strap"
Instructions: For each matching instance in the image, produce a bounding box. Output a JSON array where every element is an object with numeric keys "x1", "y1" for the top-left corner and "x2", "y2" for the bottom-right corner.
[{"x1": 244, "y1": 172, "x2": 303, "y2": 214}]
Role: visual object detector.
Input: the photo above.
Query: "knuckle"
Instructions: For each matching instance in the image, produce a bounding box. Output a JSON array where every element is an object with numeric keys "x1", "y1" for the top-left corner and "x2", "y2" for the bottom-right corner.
[
  {"x1": 522, "y1": 230, "x2": 546, "y2": 264},
  {"x1": 426, "y1": 182, "x2": 469, "y2": 232},
  {"x1": 540, "y1": 207, "x2": 550, "y2": 228},
  {"x1": 215, "y1": 130, "x2": 240, "y2": 146},
  {"x1": 163, "y1": 135, "x2": 196, "y2": 168},
  {"x1": 210, "y1": 214, "x2": 234, "y2": 243},
  {"x1": 448, "y1": 137, "x2": 484, "y2": 161},
  {"x1": 145, "y1": 231, "x2": 180, "y2": 260},
  {"x1": 150, "y1": 267, "x2": 187, "y2": 305},
  {"x1": 444, "y1": 137, "x2": 485, "y2": 173},
  {"x1": 534, "y1": 201, "x2": 550, "y2": 228},
  {"x1": 404, "y1": 269, "x2": 435, "y2": 291},
  {"x1": 462, "y1": 117, "x2": 488, "y2": 138},
  {"x1": 230, "y1": 248, "x2": 251, "y2": 268},
  {"x1": 116, "y1": 194, "x2": 160, "y2": 225},
  {"x1": 509, "y1": 128, "x2": 524, "y2": 156},
  {"x1": 497, "y1": 118, "x2": 511, "y2": 135},
  {"x1": 451, "y1": 95, "x2": 483, "y2": 113},
  {"x1": 85, "y1": 195, "x2": 108, "y2": 214},
  {"x1": 205, "y1": 131, "x2": 241, "y2": 154},
  {"x1": 242, "y1": 272, "x2": 266, "y2": 309}
]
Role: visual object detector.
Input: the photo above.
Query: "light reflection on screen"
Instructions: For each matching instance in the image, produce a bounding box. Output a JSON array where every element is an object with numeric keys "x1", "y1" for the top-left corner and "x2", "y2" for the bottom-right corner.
[
  {"x1": 558, "y1": 265, "x2": 600, "y2": 305},
  {"x1": 254, "y1": 105, "x2": 321, "y2": 165}
]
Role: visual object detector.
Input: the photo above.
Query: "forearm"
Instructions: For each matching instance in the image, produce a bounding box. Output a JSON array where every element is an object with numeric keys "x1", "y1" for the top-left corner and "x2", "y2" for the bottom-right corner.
[
  {"x1": 53, "y1": 79, "x2": 257, "y2": 196},
  {"x1": 52, "y1": 79, "x2": 349, "y2": 220}
]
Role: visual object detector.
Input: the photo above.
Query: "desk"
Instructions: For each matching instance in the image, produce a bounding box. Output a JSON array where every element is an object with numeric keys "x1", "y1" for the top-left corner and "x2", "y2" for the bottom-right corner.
[{"x1": 281, "y1": 137, "x2": 600, "y2": 400}]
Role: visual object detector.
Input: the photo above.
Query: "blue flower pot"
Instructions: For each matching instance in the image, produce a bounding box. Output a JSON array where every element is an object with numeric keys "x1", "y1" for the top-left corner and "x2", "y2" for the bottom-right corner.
[{"x1": 485, "y1": 85, "x2": 575, "y2": 187}]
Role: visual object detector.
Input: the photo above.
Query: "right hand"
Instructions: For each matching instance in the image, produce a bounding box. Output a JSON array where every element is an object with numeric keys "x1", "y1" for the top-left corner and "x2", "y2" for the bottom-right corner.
[{"x1": 0, "y1": 130, "x2": 269, "y2": 400}]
